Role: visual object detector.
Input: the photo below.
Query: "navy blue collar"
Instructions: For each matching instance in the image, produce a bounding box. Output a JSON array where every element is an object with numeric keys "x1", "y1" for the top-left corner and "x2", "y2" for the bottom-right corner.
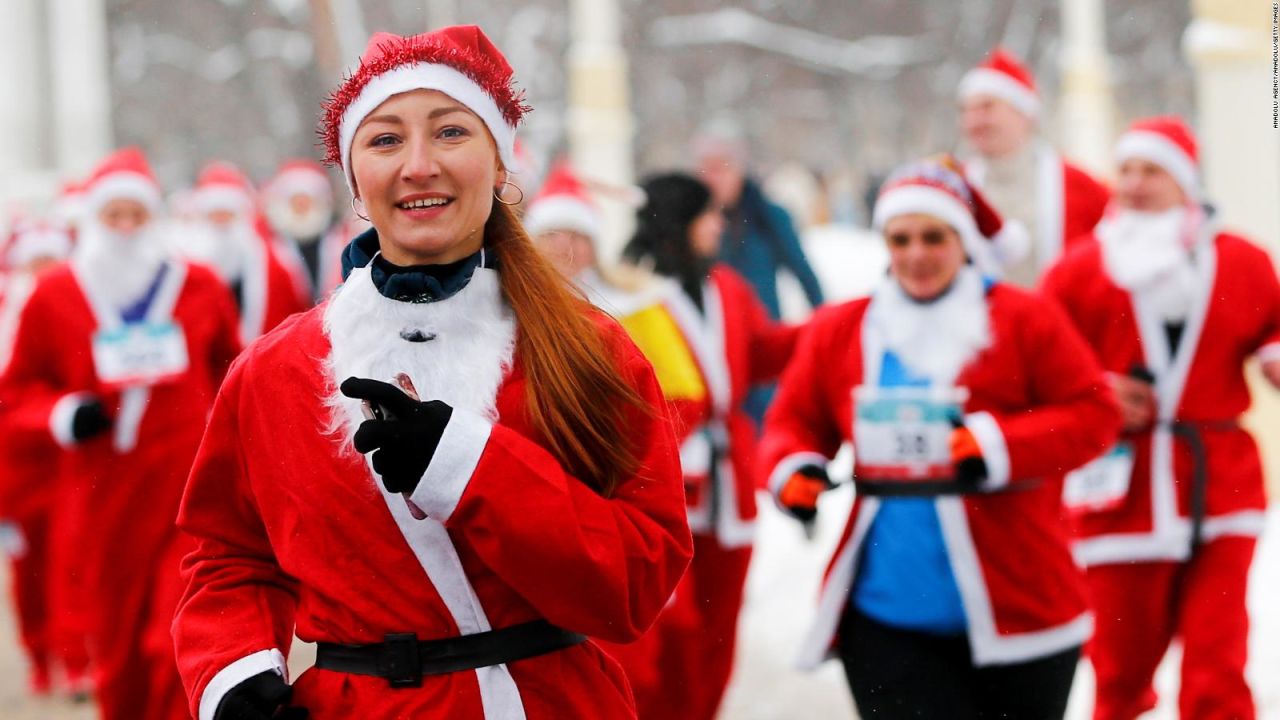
[{"x1": 340, "y1": 227, "x2": 494, "y2": 304}]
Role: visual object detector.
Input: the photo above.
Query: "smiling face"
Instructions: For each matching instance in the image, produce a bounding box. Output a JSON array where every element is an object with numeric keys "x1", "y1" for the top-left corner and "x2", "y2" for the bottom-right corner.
[
  {"x1": 884, "y1": 213, "x2": 967, "y2": 301},
  {"x1": 350, "y1": 89, "x2": 503, "y2": 266}
]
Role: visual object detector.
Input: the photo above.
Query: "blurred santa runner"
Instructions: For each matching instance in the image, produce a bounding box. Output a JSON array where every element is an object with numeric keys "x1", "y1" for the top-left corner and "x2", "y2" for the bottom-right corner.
[
  {"x1": 181, "y1": 161, "x2": 312, "y2": 343},
  {"x1": 958, "y1": 47, "x2": 1111, "y2": 286},
  {"x1": 0, "y1": 146, "x2": 242, "y2": 719},
  {"x1": 261, "y1": 158, "x2": 344, "y2": 302},
  {"x1": 0, "y1": 220, "x2": 80, "y2": 697}
]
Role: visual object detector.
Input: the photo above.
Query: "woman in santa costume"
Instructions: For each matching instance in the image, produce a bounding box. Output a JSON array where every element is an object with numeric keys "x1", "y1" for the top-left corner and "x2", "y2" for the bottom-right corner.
[
  {"x1": 760, "y1": 156, "x2": 1119, "y2": 719},
  {"x1": 0, "y1": 147, "x2": 242, "y2": 719},
  {"x1": 0, "y1": 220, "x2": 80, "y2": 696},
  {"x1": 261, "y1": 158, "x2": 344, "y2": 302},
  {"x1": 958, "y1": 47, "x2": 1111, "y2": 286},
  {"x1": 618, "y1": 172, "x2": 797, "y2": 720},
  {"x1": 171, "y1": 26, "x2": 692, "y2": 720},
  {"x1": 180, "y1": 161, "x2": 313, "y2": 343},
  {"x1": 1042, "y1": 117, "x2": 1280, "y2": 720}
]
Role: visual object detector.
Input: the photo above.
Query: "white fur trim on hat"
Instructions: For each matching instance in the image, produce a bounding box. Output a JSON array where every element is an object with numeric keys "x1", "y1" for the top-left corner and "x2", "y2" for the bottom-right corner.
[
  {"x1": 192, "y1": 186, "x2": 255, "y2": 216},
  {"x1": 522, "y1": 197, "x2": 602, "y2": 241},
  {"x1": 873, "y1": 184, "x2": 1001, "y2": 276},
  {"x1": 339, "y1": 62, "x2": 517, "y2": 196},
  {"x1": 1115, "y1": 130, "x2": 1200, "y2": 201},
  {"x1": 85, "y1": 172, "x2": 163, "y2": 216},
  {"x1": 958, "y1": 68, "x2": 1040, "y2": 118},
  {"x1": 266, "y1": 169, "x2": 333, "y2": 202}
]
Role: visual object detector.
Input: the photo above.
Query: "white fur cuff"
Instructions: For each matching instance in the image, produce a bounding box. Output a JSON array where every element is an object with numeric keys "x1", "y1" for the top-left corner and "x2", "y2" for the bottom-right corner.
[
  {"x1": 964, "y1": 411, "x2": 1011, "y2": 490},
  {"x1": 1257, "y1": 341, "x2": 1280, "y2": 365},
  {"x1": 198, "y1": 648, "x2": 288, "y2": 720},
  {"x1": 49, "y1": 392, "x2": 91, "y2": 448},
  {"x1": 408, "y1": 409, "x2": 493, "y2": 521}
]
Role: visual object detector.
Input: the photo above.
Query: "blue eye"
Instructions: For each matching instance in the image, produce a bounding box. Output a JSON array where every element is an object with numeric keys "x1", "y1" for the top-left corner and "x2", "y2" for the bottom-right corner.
[
  {"x1": 439, "y1": 126, "x2": 468, "y2": 140},
  {"x1": 371, "y1": 134, "x2": 399, "y2": 147}
]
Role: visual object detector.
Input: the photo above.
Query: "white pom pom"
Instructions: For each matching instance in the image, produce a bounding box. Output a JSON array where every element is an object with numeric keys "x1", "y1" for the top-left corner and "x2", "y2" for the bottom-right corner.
[{"x1": 992, "y1": 219, "x2": 1031, "y2": 266}]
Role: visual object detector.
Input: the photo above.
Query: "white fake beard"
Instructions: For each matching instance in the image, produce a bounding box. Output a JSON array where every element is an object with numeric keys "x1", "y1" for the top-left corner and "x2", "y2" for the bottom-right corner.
[
  {"x1": 322, "y1": 262, "x2": 516, "y2": 450},
  {"x1": 1098, "y1": 207, "x2": 1199, "y2": 322},
  {"x1": 266, "y1": 197, "x2": 333, "y2": 242},
  {"x1": 178, "y1": 220, "x2": 257, "y2": 282},
  {"x1": 73, "y1": 220, "x2": 168, "y2": 311},
  {"x1": 867, "y1": 266, "x2": 991, "y2": 385}
]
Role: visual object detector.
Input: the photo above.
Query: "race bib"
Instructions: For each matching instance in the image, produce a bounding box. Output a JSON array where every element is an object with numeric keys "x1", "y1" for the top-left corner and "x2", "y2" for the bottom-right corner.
[
  {"x1": 91, "y1": 321, "x2": 189, "y2": 389},
  {"x1": 1063, "y1": 443, "x2": 1134, "y2": 513},
  {"x1": 853, "y1": 385, "x2": 969, "y2": 482}
]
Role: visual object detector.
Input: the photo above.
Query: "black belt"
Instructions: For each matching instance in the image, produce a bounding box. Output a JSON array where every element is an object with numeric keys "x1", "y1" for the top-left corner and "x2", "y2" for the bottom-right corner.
[{"x1": 314, "y1": 620, "x2": 586, "y2": 688}]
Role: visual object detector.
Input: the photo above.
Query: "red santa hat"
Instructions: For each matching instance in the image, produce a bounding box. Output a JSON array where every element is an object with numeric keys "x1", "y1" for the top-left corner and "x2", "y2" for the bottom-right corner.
[
  {"x1": 1114, "y1": 116, "x2": 1200, "y2": 201},
  {"x1": 192, "y1": 161, "x2": 258, "y2": 216},
  {"x1": 872, "y1": 156, "x2": 1030, "y2": 276},
  {"x1": 263, "y1": 159, "x2": 334, "y2": 205},
  {"x1": 83, "y1": 147, "x2": 163, "y2": 216},
  {"x1": 4, "y1": 220, "x2": 73, "y2": 270},
  {"x1": 52, "y1": 178, "x2": 89, "y2": 229},
  {"x1": 957, "y1": 47, "x2": 1040, "y2": 118},
  {"x1": 521, "y1": 163, "x2": 603, "y2": 241},
  {"x1": 320, "y1": 26, "x2": 530, "y2": 195}
]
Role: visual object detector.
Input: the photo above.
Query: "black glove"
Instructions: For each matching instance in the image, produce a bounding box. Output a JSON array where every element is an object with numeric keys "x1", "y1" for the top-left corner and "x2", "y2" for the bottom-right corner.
[
  {"x1": 948, "y1": 414, "x2": 988, "y2": 487},
  {"x1": 340, "y1": 377, "x2": 453, "y2": 494},
  {"x1": 214, "y1": 671, "x2": 308, "y2": 720},
  {"x1": 71, "y1": 399, "x2": 112, "y2": 442}
]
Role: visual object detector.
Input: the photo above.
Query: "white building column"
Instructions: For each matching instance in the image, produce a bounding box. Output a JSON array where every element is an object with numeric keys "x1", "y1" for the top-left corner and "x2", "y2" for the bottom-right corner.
[
  {"x1": 567, "y1": 0, "x2": 635, "y2": 261},
  {"x1": 1185, "y1": 0, "x2": 1280, "y2": 493},
  {"x1": 48, "y1": 0, "x2": 114, "y2": 178},
  {"x1": 1058, "y1": 0, "x2": 1114, "y2": 176},
  {"x1": 0, "y1": 0, "x2": 51, "y2": 206}
]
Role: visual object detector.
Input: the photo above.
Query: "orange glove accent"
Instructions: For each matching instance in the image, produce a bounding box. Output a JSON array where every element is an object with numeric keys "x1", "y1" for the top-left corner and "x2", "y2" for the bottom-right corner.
[
  {"x1": 949, "y1": 426, "x2": 982, "y2": 463},
  {"x1": 779, "y1": 472, "x2": 828, "y2": 512}
]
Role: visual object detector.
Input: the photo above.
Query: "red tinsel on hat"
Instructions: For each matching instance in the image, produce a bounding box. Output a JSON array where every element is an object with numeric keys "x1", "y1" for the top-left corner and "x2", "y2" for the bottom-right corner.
[{"x1": 319, "y1": 27, "x2": 530, "y2": 169}]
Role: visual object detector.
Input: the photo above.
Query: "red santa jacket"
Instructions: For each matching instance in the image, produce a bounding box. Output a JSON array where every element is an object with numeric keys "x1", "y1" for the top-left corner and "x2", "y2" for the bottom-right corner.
[
  {"x1": 969, "y1": 145, "x2": 1110, "y2": 271},
  {"x1": 239, "y1": 219, "x2": 312, "y2": 344},
  {"x1": 0, "y1": 271, "x2": 61, "y2": 522},
  {"x1": 172, "y1": 290, "x2": 693, "y2": 718},
  {"x1": 759, "y1": 281, "x2": 1119, "y2": 668},
  {"x1": 661, "y1": 265, "x2": 798, "y2": 548},
  {"x1": 0, "y1": 259, "x2": 240, "y2": 588},
  {"x1": 1041, "y1": 226, "x2": 1280, "y2": 565}
]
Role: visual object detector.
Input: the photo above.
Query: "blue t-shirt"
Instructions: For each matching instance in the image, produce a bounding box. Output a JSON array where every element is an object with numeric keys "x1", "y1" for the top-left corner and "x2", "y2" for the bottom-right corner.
[{"x1": 850, "y1": 351, "x2": 968, "y2": 634}]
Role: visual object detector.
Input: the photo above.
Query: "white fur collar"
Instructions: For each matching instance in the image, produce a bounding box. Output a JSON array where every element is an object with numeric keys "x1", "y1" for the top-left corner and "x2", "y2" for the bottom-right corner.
[
  {"x1": 1098, "y1": 207, "x2": 1206, "y2": 322},
  {"x1": 323, "y1": 263, "x2": 515, "y2": 448},
  {"x1": 866, "y1": 266, "x2": 991, "y2": 385}
]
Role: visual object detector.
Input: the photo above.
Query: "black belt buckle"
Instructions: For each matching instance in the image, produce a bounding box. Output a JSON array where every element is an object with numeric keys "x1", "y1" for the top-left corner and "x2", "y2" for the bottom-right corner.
[{"x1": 379, "y1": 633, "x2": 423, "y2": 688}]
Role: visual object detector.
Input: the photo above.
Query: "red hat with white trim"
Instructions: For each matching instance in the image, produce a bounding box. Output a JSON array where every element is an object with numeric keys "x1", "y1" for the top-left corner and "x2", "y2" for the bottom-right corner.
[
  {"x1": 522, "y1": 163, "x2": 602, "y2": 241},
  {"x1": 957, "y1": 47, "x2": 1040, "y2": 119},
  {"x1": 192, "y1": 161, "x2": 258, "y2": 216},
  {"x1": 320, "y1": 26, "x2": 530, "y2": 196},
  {"x1": 83, "y1": 147, "x2": 163, "y2": 216},
  {"x1": 263, "y1": 159, "x2": 334, "y2": 204},
  {"x1": 52, "y1": 177, "x2": 89, "y2": 229},
  {"x1": 1114, "y1": 116, "x2": 1200, "y2": 201},
  {"x1": 4, "y1": 219, "x2": 73, "y2": 270},
  {"x1": 872, "y1": 155, "x2": 1030, "y2": 276}
]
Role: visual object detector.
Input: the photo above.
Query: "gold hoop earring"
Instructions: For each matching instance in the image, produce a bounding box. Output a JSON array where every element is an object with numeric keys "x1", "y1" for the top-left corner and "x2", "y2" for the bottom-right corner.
[
  {"x1": 351, "y1": 196, "x2": 370, "y2": 222},
  {"x1": 494, "y1": 180, "x2": 524, "y2": 206}
]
